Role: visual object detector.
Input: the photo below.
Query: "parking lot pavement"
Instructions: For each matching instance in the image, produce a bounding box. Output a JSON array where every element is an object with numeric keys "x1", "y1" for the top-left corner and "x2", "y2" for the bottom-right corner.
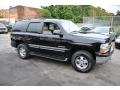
[{"x1": 0, "y1": 34, "x2": 120, "y2": 86}]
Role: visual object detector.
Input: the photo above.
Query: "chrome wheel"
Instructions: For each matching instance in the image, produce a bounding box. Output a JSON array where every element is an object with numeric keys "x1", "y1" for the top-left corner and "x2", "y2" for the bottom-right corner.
[
  {"x1": 75, "y1": 56, "x2": 88, "y2": 70},
  {"x1": 19, "y1": 47, "x2": 26, "y2": 57}
]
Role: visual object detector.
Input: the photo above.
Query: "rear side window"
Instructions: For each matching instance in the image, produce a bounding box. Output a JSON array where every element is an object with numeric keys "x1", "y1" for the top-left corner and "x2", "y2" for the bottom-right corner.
[
  {"x1": 27, "y1": 22, "x2": 41, "y2": 33},
  {"x1": 12, "y1": 21, "x2": 29, "y2": 32}
]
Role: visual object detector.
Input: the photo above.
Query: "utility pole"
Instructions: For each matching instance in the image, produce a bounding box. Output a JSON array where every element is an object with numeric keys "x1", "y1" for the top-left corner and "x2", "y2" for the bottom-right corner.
[
  {"x1": 111, "y1": 16, "x2": 113, "y2": 28},
  {"x1": 9, "y1": 6, "x2": 12, "y2": 25}
]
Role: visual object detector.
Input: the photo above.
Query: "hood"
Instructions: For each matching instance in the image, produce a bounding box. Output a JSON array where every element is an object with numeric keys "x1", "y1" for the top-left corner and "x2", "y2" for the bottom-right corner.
[{"x1": 71, "y1": 32, "x2": 110, "y2": 43}]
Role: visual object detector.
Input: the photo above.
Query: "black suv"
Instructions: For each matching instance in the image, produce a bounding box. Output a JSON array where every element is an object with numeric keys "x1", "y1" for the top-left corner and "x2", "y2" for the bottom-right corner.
[{"x1": 11, "y1": 19, "x2": 114, "y2": 73}]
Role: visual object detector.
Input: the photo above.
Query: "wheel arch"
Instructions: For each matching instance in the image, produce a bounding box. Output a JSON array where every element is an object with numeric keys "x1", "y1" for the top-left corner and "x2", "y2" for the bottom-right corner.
[
  {"x1": 15, "y1": 40, "x2": 25, "y2": 48},
  {"x1": 70, "y1": 45, "x2": 96, "y2": 61}
]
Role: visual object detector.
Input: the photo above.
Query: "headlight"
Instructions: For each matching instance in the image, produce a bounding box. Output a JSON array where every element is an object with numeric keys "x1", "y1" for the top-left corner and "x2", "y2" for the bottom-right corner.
[{"x1": 100, "y1": 43, "x2": 109, "y2": 54}]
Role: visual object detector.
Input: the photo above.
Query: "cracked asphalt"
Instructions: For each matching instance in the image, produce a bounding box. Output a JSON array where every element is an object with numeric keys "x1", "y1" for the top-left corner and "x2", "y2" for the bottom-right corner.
[{"x1": 0, "y1": 34, "x2": 120, "y2": 86}]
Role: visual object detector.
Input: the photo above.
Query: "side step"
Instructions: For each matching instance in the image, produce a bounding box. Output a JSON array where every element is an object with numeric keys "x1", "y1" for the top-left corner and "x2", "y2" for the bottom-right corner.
[{"x1": 30, "y1": 52, "x2": 68, "y2": 62}]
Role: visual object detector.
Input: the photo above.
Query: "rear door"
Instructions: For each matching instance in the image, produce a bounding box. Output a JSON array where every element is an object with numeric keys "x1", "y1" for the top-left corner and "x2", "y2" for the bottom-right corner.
[{"x1": 25, "y1": 22, "x2": 42, "y2": 52}]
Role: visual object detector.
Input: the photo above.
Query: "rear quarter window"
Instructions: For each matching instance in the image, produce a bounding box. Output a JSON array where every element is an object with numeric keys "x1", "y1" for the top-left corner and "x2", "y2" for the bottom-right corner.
[
  {"x1": 12, "y1": 21, "x2": 29, "y2": 32},
  {"x1": 27, "y1": 22, "x2": 42, "y2": 33}
]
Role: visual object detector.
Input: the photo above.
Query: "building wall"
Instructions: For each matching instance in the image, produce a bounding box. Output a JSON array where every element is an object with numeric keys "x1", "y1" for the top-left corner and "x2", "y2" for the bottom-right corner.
[
  {"x1": 23, "y1": 6, "x2": 40, "y2": 19},
  {"x1": 16, "y1": 6, "x2": 24, "y2": 20},
  {"x1": 9, "y1": 7, "x2": 18, "y2": 19},
  {"x1": 0, "y1": 5, "x2": 42, "y2": 20},
  {"x1": 10, "y1": 5, "x2": 42, "y2": 20}
]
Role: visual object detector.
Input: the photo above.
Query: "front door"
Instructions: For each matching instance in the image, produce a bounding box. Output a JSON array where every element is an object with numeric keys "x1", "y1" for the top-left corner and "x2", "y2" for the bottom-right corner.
[{"x1": 38, "y1": 22, "x2": 68, "y2": 61}]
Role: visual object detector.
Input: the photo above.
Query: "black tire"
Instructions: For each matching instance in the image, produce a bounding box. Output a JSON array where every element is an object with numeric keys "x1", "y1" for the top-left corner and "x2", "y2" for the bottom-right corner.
[
  {"x1": 71, "y1": 50, "x2": 95, "y2": 73},
  {"x1": 17, "y1": 44, "x2": 30, "y2": 59}
]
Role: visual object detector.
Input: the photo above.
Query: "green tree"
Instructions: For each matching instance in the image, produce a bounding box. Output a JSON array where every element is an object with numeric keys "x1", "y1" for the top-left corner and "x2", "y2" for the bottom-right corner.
[
  {"x1": 41, "y1": 5, "x2": 112, "y2": 23},
  {"x1": 41, "y1": 9, "x2": 51, "y2": 18}
]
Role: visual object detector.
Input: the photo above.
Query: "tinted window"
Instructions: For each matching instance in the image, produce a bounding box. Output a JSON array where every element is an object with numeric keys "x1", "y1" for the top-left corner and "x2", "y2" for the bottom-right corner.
[
  {"x1": 12, "y1": 21, "x2": 28, "y2": 32},
  {"x1": 27, "y1": 22, "x2": 41, "y2": 33}
]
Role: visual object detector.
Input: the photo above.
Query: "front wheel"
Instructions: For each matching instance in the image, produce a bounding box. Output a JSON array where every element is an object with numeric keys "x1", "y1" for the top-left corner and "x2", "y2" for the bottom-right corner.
[{"x1": 71, "y1": 50, "x2": 95, "y2": 73}]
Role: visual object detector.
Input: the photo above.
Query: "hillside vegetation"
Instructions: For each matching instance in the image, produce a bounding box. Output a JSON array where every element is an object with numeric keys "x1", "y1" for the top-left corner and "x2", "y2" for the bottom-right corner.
[{"x1": 41, "y1": 5, "x2": 113, "y2": 23}]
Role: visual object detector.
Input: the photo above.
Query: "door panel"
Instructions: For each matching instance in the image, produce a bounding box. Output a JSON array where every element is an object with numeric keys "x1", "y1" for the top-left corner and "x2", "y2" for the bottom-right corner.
[
  {"x1": 38, "y1": 22, "x2": 68, "y2": 60},
  {"x1": 38, "y1": 34, "x2": 68, "y2": 60},
  {"x1": 25, "y1": 33, "x2": 41, "y2": 52},
  {"x1": 25, "y1": 22, "x2": 42, "y2": 52}
]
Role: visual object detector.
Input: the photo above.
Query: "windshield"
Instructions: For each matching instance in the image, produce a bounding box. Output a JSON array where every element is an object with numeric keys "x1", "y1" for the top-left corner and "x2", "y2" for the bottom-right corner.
[
  {"x1": 91, "y1": 27, "x2": 110, "y2": 33},
  {"x1": 0, "y1": 23, "x2": 5, "y2": 27},
  {"x1": 60, "y1": 20, "x2": 80, "y2": 33}
]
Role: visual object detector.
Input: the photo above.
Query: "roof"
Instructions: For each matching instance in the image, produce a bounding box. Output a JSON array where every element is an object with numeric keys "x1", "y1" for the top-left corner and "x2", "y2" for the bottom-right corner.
[{"x1": 20, "y1": 19, "x2": 70, "y2": 22}]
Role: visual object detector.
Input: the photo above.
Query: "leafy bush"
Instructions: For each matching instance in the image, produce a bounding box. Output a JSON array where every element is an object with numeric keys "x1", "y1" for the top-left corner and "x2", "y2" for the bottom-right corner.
[
  {"x1": 41, "y1": 5, "x2": 113, "y2": 23},
  {"x1": 41, "y1": 9, "x2": 51, "y2": 18}
]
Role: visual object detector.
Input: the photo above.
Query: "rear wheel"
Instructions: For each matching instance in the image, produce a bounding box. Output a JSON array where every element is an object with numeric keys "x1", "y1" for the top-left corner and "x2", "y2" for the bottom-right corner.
[
  {"x1": 17, "y1": 44, "x2": 30, "y2": 59},
  {"x1": 71, "y1": 50, "x2": 95, "y2": 73}
]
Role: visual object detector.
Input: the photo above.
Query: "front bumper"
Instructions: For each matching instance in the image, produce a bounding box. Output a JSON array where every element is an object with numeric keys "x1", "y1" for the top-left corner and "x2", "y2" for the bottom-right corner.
[
  {"x1": 96, "y1": 45, "x2": 114, "y2": 64},
  {"x1": 96, "y1": 55, "x2": 112, "y2": 64}
]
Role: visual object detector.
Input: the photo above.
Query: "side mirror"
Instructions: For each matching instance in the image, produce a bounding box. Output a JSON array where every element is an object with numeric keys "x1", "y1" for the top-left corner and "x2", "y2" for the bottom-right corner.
[{"x1": 53, "y1": 30, "x2": 63, "y2": 36}]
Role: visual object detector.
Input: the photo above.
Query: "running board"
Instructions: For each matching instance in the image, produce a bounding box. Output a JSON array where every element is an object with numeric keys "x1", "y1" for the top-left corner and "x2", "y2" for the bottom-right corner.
[{"x1": 30, "y1": 52, "x2": 68, "y2": 62}]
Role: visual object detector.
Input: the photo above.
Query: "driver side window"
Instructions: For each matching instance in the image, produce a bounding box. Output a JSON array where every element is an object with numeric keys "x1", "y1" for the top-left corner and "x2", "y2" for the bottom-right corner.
[{"x1": 42, "y1": 22, "x2": 60, "y2": 35}]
